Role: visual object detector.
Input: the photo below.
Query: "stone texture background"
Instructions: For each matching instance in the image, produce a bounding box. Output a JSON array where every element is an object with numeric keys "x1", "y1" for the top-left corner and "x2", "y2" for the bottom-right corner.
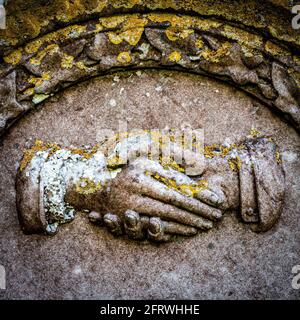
[{"x1": 0, "y1": 70, "x2": 299, "y2": 299}]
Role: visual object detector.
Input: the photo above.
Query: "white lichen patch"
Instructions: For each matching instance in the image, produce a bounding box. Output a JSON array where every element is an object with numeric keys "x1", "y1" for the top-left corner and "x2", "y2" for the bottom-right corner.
[
  {"x1": 26, "y1": 147, "x2": 113, "y2": 235},
  {"x1": 138, "y1": 43, "x2": 150, "y2": 59},
  {"x1": 109, "y1": 99, "x2": 117, "y2": 107},
  {"x1": 155, "y1": 85, "x2": 163, "y2": 92}
]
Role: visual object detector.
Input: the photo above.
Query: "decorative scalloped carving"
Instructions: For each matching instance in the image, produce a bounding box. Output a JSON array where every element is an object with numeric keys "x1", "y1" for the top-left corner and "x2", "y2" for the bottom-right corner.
[{"x1": 0, "y1": 12, "x2": 299, "y2": 136}]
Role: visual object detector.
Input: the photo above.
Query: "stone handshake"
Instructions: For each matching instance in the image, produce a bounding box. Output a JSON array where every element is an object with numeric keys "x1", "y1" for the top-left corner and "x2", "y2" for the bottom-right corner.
[{"x1": 16, "y1": 131, "x2": 285, "y2": 242}]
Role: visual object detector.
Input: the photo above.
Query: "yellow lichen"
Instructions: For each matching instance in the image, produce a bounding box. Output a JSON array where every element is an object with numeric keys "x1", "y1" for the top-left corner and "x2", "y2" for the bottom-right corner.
[
  {"x1": 108, "y1": 27, "x2": 144, "y2": 46},
  {"x1": 75, "y1": 177, "x2": 102, "y2": 195},
  {"x1": 99, "y1": 15, "x2": 127, "y2": 28},
  {"x1": 42, "y1": 72, "x2": 51, "y2": 81},
  {"x1": 147, "y1": 13, "x2": 193, "y2": 27},
  {"x1": 15, "y1": 143, "x2": 113, "y2": 197},
  {"x1": 149, "y1": 171, "x2": 208, "y2": 197},
  {"x1": 61, "y1": 53, "x2": 74, "y2": 69},
  {"x1": 195, "y1": 38, "x2": 204, "y2": 49},
  {"x1": 195, "y1": 18, "x2": 222, "y2": 31},
  {"x1": 250, "y1": 128, "x2": 261, "y2": 138},
  {"x1": 276, "y1": 151, "x2": 282, "y2": 164},
  {"x1": 161, "y1": 160, "x2": 185, "y2": 173},
  {"x1": 23, "y1": 88, "x2": 35, "y2": 96},
  {"x1": 68, "y1": 144, "x2": 100, "y2": 159},
  {"x1": 105, "y1": 15, "x2": 147, "y2": 46},
  {"x1": 112, "y1": 0, "x2": 140, "y2": 9},
  {"x1": 117, "y1": 51, "x2": 132, "y2": 64},
  {"x1": 200, "y1": 41, "x2": 231, "y2": 63},
  {"x1": 107, "y1": 155, "x2": 126, "y2": 168},
  {"x1": 19, "y1": 140, "x2": 61, "y2": 172},
  {"x1": 94, "y1": 23, "x2": 104, "y2": 33},
  {"x1": 165, "y1": 28, "x2": 194, "y2": 41},
  {"x1": 221, "y1": 25, "x2": 263, "y2": 49},
  {"x1": 76, "y1": 61, "x2": 90, "y2": 70},
  {"x1": 29, "y1": 44, "x2": 59, "y2": 66},
  {"x1": 204, "y1": 144, "x2": 218, "y2": 158},
  {"x1": 107, "y1": 32, "x2": 123, "y2": 45},
  {"x1": 147, "y1": 12, "x2": 220, "y2": 33},
  {"x1": 122, "y1": 14, "x2": 148, "y2": 30},
  {"x1": 147, "y1": 12, "x2": 218, "y2": 33},
  {"x1": 204, "y1": 143, "x2": 239, "y2": 159},
  {"x1": 228, "y1": 156, "x2": 242, "y2": 171},
  {"x1": 121, "y1": 28, "x2": 144, "y2": 45},
  {"x1": 28, "y1": 72, "x2": 51, "y2": 87},
  {"x1": 25, "y1": 39, "x2": 45, "y2": 54},
  {"x1": 168, "y1": 51, "x2": 182, "y2": 62},
  {"x1": 24, "y1": 25, "x2": 86, "y2": 55},
  {"x1": 55, "y1": 0, "x2": 86, "y2": 22},
  {"x1": 3, "y1": 49, "x2": 23, "y2": 65},
  {"x1": 63, "y1": 24, "x2": 87, "y2": 39},
  {"x1": 178, "y1": 180, "x2": 208, "y2": 197}
]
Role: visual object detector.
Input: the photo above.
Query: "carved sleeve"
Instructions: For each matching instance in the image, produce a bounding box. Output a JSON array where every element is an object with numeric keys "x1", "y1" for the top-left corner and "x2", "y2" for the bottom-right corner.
[{"x1": 239, "y1": 138, "x2": 285, "y2": 232}]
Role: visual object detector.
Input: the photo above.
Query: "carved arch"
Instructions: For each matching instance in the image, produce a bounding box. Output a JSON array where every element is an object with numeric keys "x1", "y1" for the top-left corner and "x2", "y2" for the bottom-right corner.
[{"x1": 0, "y1": 5, "x2": 299, "y2": 136}]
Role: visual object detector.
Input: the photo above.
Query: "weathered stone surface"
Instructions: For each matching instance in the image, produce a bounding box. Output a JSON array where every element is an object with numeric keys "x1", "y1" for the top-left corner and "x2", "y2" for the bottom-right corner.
[{"x1": 0, "y1": 71, "x2": 299, "y2": 299}]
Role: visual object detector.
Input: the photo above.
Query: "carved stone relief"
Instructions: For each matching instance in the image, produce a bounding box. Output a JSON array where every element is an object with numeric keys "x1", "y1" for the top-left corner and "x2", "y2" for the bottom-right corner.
[
  {"x1": 16, "y1": 132, "x2": 285, "y2": 241},
  {"x1": 0, "y1": 0, "x2": 299, "y2": 299}
]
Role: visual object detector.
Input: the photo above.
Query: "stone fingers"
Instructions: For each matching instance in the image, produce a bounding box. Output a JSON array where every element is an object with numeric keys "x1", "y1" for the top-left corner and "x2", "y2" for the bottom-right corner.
[
  {"x1": 129, "y1": 194, "x2": 214, "y2": 230},
  {"x1": 194, "y1": 188, "x2": 225, "y2": 208},
  {"x1": 148, "y1": 217, "x2": 172, "y2": 242},
  {"x1": 128, "y1": 175, "x2": 222, "y2": 221},
  {"x1": 95, "y1": 209, "x2": 199, "y2": 242},
  {"x1": 123, "y1": 210, "x2": 148, "y2": 240},
  {"x1": 103, "y1": 213, "x2": 123, "y2": 236},
  {"x1": 124, "y1": 210, "x2": 198, "y2": 240},
  {"x1": 160, "y1": 220, "x2": 198, "y2": 236}
]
